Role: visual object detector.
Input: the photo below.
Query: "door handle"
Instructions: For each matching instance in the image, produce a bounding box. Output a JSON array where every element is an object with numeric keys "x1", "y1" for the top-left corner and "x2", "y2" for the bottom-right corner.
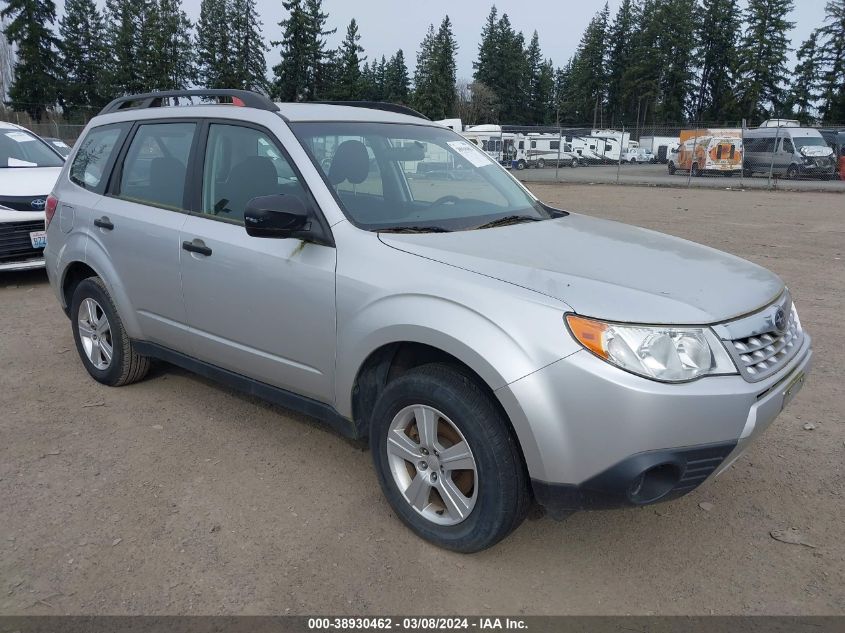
[
  {"x1": 182, "y1": 240, "x2": 212, "y2": 257},
  {"x1": 94, "y1": 217, "x2": 114, "y2": 230}
]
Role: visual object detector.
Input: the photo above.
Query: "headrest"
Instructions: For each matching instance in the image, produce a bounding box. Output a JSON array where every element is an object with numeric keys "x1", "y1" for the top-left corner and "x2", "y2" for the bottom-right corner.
[{"x1": 328, "y1": 140, "x2": 370, "y2": 186}]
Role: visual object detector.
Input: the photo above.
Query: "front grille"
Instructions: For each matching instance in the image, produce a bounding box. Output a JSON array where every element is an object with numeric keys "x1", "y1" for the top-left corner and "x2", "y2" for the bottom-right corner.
[
  {"x1": 0, "y1": 195, "x2": 47, "y2": 212},
  {"x1": 728, "y1": 307, "x2": 803, "y2": 381},
  {"x1": 0, "y1": 219, "x2": 45, "y2": 263}
]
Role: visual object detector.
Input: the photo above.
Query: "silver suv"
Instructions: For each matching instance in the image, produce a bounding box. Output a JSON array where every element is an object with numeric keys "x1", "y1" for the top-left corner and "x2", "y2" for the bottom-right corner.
[{"x1": 44, "y1": 90, "x2": 812, "y2": 552}]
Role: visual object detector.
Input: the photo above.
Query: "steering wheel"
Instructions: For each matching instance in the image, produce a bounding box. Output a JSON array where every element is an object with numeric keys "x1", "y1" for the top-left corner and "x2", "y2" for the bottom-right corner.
[{"x1": 428, "y1": 195, "x2": 461, "y2": 208}]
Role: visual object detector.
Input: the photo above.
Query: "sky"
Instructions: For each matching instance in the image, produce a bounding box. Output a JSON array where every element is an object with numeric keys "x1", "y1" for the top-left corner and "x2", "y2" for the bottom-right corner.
[{"x1": 87, "y1": 0, "x2": 828, "y2": 79}]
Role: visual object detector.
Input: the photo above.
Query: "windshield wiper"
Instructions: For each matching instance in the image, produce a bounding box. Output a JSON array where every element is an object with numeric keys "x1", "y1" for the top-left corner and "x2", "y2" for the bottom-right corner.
[
  {"x1": 473, "y1": 215, "x2": 542, "y2": 230},
  {"x1": 378, "y1": 226, "x2": 452, "y2": 234}
]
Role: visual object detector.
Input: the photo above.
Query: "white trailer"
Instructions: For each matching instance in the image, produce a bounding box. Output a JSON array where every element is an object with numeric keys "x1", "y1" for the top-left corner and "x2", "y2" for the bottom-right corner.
[{"x1": 639, "y1": 136, "x2": 680, "y2": 163}]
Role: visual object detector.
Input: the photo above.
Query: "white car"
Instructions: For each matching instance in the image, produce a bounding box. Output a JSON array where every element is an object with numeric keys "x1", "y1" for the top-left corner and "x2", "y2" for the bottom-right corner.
[
  {"x1": 0, "y1": 122, "x2": 64, "y2": 271},
  {"x1": 624, "y1": 147, "x2": 655, "y2": 163}
]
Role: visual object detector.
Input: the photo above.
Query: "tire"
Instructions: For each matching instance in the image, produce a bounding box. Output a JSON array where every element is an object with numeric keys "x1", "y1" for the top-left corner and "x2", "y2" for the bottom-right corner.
[
  {"x1": 629, "y1": 158, "x2": 636, "y2": 164},
  {"x1": 571, "y1": 158, "x2": 579, "y2": 168},
  {"x1": 743, "y1": 168, "x2": 753, "y2": 178},
  {"x1": 370, "y1": 364, "x2": 530, "y2": 553},
  {"x1": 786, "y1": 164, "x2": 798, "y2": 180},
  {"x1": 668, "y1": 162, "x2": 676, "y2": 175},
  {"x1": 71, "y1": 277, "x2": 150, "y2": 387},
  {"x1": 691, "y1": 163, "x2": 700, "y2": 177},
  {"x1": 537, "y1": 158, "x2": 546, "y2": 169},
  {"x1": 516, "y1": 159, "x2": 526, "y2": 171}
]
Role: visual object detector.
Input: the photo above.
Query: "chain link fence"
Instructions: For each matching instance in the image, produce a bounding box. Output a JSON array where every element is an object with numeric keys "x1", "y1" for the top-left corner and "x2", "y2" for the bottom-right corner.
[
  {"x1": 464, "y1": 122, "x2": 845, "y2": 191},
  {"x1": 0, "y1": 106, "x2": 91, "y2": 144}
]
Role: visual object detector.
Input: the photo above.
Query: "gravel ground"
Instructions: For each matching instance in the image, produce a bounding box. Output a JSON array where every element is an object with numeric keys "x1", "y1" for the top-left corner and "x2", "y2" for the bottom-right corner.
[{"x1": 1, "y1": 184, "x2": 843, "y2": 615}]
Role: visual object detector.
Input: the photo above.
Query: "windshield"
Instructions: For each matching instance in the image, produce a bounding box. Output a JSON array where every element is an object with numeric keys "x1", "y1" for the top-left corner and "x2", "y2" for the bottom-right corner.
[
  {"x1": 793, "y1": 137, "x2": 826, "y2": 149},
  {"x1": 0, "y1": 129, "x2": 64, "y2": 168},
  {"x1": 291, "y1": 121, "x2": 553, "y2": 231}
]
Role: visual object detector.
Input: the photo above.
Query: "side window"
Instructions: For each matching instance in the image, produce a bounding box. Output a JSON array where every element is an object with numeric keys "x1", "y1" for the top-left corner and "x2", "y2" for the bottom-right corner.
[
  {"x1": 782, "y1": 138, "x2": 794, "y2": 153},
  {"x1": 118, "y1": 122, "x2": 196, "y2": 210},
  {"x1": 70, "y1": 125, "x2": 124, "y2": 190},
  {"x1": 201, "y1": 124, "x2": 309, "y2": 224}
]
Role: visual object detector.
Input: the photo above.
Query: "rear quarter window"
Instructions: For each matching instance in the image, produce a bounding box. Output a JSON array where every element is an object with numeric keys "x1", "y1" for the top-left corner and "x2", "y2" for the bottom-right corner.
[{"x1": 70, "y1": 124, "x2": 128, "y2": 192}]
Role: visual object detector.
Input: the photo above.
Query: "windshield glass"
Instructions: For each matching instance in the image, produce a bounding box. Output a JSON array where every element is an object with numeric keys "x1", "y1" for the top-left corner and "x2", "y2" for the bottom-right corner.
[
  {"x1": 793, "y1": 137, "x2": 826, "y2": 149},
  {"x1": 0, "y1": 129, "x2": 64, "y2": 167},
  {"x1": 291, "y1": 122, "x2": 552, "y2": 231}
]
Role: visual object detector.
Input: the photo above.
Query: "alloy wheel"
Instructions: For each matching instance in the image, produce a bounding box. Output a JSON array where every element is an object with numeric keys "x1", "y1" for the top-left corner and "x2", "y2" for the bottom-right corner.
[
  {"x1": 386, "y1": 404, "x2": 478, "y2": 526},
  {"x1": 77, "y1": 298, "x2": 113, "y2": 370}
]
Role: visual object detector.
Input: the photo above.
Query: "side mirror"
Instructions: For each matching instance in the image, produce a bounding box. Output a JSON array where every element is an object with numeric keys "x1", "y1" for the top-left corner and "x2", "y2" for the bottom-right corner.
[{"x1": 244, "y1": 194, "x2": 310, "y2": 239}]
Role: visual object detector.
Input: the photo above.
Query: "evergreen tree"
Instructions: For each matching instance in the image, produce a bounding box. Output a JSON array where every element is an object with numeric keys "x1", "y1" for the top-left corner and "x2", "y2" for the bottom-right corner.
[
  {"x1": 58, "y1": 0, "x2": 108, "y2": 115},
  {"x1": 524, "y1": 31, "x2": 543, "y2": 123},
  {"x1": 693, "y1": 0, "x2": 741, "y2": 121},
  {"x1": 103, "y1": 0, "x2": 148, "y2": 96},
  {"x1": 146, "y1": 0, "x2": 194, "y2": 91},
  {"x1": 736, "y1": 0, "x2": 795, "y2": 121},
  {"x1": 272, "y1": 0, "x2": 332, "y2": 101},
  {"x1": 384, "y1": 49, "x2": 409, "y2": 103},
  {"x1": 790, "y1": 31, "x2": 822, "y2": 123},
  {"x1": 605, "y1": 0, "x2": 638, "y2": 126},
  {"x1": 623, "y1": 0, "x2": 661, "y2": 128},
  {"x1": 816, "y1": 0, "x2": 845, "y2": 122},
  {"x1": 196, "y1": 0, "x2": 234, "y2": 88},
  {"x1": 653, "y1": 0, "x2": 697, "y2": 122},
  {"x1": 0, "y1": 0, "x2": 58, "y2": 120},
  {"x1": 304, "y1": 0, "x2": 334, "y2": 100},
  {"x1": 534, "y1": 59, "x2": 556, "y2": 125},
  {"x1": 495, "y1": 15, "x2": 526, "y2": 123},
  {"x1": 332, "y1": 18, "x2": 365, "y2": 100},
  {"x1": 472, "y1": 6, "x2": 499, "y2": 98},
  {"x1": 230, "y1": 0, "x2": 268, "y2": 90},
  {"x1": 567, "y1": 3, "x2": 609, "y2": 126}
]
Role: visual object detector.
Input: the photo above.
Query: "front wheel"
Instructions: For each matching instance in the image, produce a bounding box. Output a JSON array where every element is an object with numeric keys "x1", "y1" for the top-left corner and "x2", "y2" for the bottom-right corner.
[
  {"x1": 370, "y1": 364, "x2": 530, "y2": 553},
  {"x1": 668, "y1": 162, "x2": 676, "y2": 175},
  {"x1": 691, "y1": 163, "x2": 700, "y2": 177},
  {"x1": 786, "y1": 164, "x2": 799, "y2": 180},
  {"x1": 516, "y1": 159, "x2": 526, "y2": 170},
  {"x1": 71, "y1": 277, "x2": 150, "y2": 387}
]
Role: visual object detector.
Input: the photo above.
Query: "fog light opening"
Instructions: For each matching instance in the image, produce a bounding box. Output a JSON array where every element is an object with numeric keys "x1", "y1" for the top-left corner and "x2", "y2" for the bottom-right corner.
[{"x1": 628, "y1": 463, "x2": 680, "y2": 504}]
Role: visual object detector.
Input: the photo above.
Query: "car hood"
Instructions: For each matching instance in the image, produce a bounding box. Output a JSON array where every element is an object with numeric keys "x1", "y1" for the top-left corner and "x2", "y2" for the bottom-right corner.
[
  {"x1": 799, "y1": 145, "x2": 833, "y2": 158},
  {"x1": 0, "y1": 166, "x2": 62, "y2": 196},
  {"x1": 379, "y1": 214, "x2": 784, "y2": 324}
]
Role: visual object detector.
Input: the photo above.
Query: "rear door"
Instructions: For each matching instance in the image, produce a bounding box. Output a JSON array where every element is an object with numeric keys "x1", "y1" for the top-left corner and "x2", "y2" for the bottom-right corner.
[
  {"x1": 93, "y1": 120, "x2": 198, "y2": 350},
  {"x1": 179, "y1": 121, "x2": 337, "y2": 403}
]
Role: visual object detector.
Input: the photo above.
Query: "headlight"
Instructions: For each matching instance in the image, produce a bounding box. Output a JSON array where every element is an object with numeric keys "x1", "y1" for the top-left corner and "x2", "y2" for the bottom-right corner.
[{"x1": 565, "y1": 314, "x2": 737, "y2": 382}]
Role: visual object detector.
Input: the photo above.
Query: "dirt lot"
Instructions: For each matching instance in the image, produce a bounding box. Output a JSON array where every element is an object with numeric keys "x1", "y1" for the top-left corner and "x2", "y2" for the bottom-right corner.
[{"x1": 1, "y1": 184, "x2": 843, "y2": 615}]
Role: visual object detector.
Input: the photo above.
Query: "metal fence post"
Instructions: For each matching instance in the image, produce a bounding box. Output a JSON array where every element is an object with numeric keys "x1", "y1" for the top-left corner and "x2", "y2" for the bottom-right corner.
[
  {"x1": 616, "y1": 124, "x2": 624, "y2": 185},
  {"x1": 768, "y1": 124, "x2": 781, "y2": 190},
  {"x1": 740, "y1": 121, "x2": 745, "y2": 188},
  {"x1": 555, "y1": 127, "x2": 561, "y2": 182},
  {"x1": 687, "y1": 128, "x2": 699, "y2": 187}
]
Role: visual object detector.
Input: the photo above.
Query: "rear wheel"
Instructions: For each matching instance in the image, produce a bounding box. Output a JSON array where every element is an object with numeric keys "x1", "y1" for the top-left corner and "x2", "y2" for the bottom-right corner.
[
  {"x1": 537, "y1": 158, "x2": 546, "y2": 169},
  {"x1": 370, "y1": 364, "x2": 530, "y2": 553},
  {"x1": 668, "y1": 161, "x2": 676, "y2": 175},
  {"x1": 71, "y1": 277, "x2": 150, "y2": 387},
  {"x1": 691, "y1": 163, "x2": 700, "y2": 177}
]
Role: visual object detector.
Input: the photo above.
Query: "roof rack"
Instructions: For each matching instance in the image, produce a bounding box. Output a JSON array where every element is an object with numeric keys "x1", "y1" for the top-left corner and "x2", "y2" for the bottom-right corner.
[
  {"x1": 100, "y1": 89, "x2": 279, "y2": 115},
  {"x1": 314, "y1": 101, "x2": 430, "y2": 121}
]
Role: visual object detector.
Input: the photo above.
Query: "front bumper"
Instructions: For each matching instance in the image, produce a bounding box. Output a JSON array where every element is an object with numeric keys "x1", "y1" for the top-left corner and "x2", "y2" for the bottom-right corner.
[
  {"x1": 496, "y1": 334, "x2": 812, "y2": 513},
  {"x1": 0, "y1": 256, "x2": 45, "y2": 272}
]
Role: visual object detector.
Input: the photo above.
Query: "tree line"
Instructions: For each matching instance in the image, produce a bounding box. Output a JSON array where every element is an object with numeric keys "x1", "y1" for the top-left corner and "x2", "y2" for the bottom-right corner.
[{"x1": 1, "y1": 0, "x2": 843, "y2": 127}]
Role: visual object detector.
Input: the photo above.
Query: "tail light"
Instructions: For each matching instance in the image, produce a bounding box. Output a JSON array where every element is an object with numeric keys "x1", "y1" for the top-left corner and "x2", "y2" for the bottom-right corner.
[{"x1": 45, "y1": 195, "x2": 58, "y2": 228}]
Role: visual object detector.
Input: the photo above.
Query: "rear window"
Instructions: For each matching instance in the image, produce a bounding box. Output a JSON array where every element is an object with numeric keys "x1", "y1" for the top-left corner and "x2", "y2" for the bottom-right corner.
[
  {"x1": 70, "y1": 125, "x2": 125, "y2": 190},
  {"x1": 0, "y1": 128, "x2": 64, "y2": 168}
]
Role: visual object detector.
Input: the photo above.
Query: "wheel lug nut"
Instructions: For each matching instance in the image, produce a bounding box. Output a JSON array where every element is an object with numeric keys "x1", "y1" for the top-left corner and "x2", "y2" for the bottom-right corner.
[
  {"x1": 430, "y1": 473, "x2": 438, "y2": 482},
  {"x1": 420, "y1": 447, "x2": 429, "y2": 455},
  {"x1": 418, "y1": 461, "x2": 428, "y2": 471}
]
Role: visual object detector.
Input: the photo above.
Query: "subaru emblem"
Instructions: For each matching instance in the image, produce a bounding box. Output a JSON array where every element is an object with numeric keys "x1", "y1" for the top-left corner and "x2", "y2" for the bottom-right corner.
[
  {"x1": 30, "y1": 198, "x2": 46, "y2": 211},
  {"x1": 773, "y1": 308, "x2": 787, "y2": 333}
]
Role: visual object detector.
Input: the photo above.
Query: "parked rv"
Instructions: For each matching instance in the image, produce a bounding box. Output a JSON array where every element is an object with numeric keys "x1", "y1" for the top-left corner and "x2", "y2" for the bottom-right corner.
[
  {"x1": 743, "y1": 124, "x2": 836, "y2": 180},
  {"x1": 668, "y1": 129, "x2": 743, "y2": 177},
  {"x1": 639, "y1": 136, "x2": 680, "y2": 163}
]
